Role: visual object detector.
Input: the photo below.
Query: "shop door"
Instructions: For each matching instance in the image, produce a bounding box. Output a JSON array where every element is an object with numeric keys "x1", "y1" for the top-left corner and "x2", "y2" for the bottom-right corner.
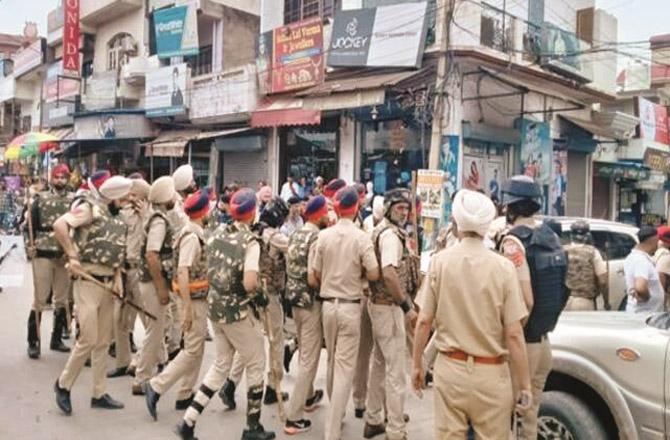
[{"x1": 591, "y1": 176, "x2": 611, "y2": 220}]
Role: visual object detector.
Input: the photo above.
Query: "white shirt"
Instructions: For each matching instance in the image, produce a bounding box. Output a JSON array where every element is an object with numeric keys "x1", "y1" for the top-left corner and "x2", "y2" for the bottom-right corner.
[{"x1": 624, "y1": 249, "x2": 665, "y2": 314}]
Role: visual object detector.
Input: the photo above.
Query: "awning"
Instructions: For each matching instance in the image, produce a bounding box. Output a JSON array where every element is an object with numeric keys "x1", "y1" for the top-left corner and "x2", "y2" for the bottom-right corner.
[
  {"x1": 251, "y1": 97, "x2": 321, "y2": 128},
  {"x1": 295, "y1": 70, "x2": 422, "y2": 97},
  {"x1": 560, "y1": 115, "x2": 632, "y2": 141},
  {"x1": 196, "y1": 128, "x2": 249, "y2": 140},
  {"x1": 143, "y1": 129, "x2": 199, "y2": 157},
  {"x1": 45, "y1": 127, "x2": 74, "y2": 142}
]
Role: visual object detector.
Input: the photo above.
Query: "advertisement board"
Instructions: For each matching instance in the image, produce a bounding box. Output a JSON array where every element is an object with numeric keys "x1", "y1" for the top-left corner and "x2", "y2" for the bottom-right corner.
[
  {"x1": 145, "y1": 63, "x2": 189, "y2": 117},
  {"x1": 190, "y1": 66, "x2": 257, "y2": 121},
  {"x1": 550, "y1": 150, "x2": 567, "y2": 216},
  {"x1": 257, "y1": 17, "x2": 323, "y2": 94},
  {"x1": 74, "y1": 113, "x2": 155, "y2": 140},
  {"x1": 416, "y1": 170, "x2": 444, "y2": 219},
  {"x1": 83, "y1": 71, "x2": 117, "y2": 110},
  {"x1": 638, "y1": 97, "x2": 669, "y2": 145},
  {"x1": 519, "y1": 119, "x2": 552, "y2": 186},
  {"x1": 643, "y1": 147, "x2": 670, "y2": 173},
  {"x1": 329, "y1": 2, "x2": 428, "y2": 68},
  {"x1": 43, "y1": 101, "x2": 76, "y2": 127},
  {"x1": 43, "y1": 61, "x2": 80, "y2": 103},
  {"x1": 13, "y1": 38, "x2": 45, "y2": 77},
  {"x1": 153, "y1": 4, "x2": 199, "y2": 58},
  {"x1": 63, "y1": 0, "x2": 80, "y2": 73}
]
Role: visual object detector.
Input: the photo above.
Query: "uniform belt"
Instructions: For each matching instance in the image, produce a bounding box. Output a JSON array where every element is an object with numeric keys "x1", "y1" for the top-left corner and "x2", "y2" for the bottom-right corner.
[
  {"x1": 35, "y1": 249, "x2": 63, "y2": 259},
  {"x1": 370, "y1": 297, "x2": 396, "y2": 306},
  {"x1": 190, "y1": 291, "x2": 208, "y2": 300},
  {"x1": 442, "y1": 349, "x2": 505, "y2": 365},
  {"x1": 76, "y1": 274, "x2": 114, "y2": 284},
  {"x1": 319, "y1": 297, "x2": 361, "y2": 304},
  {"x1": 171, "y1": 279, "x2": 210, "y2": 295}
]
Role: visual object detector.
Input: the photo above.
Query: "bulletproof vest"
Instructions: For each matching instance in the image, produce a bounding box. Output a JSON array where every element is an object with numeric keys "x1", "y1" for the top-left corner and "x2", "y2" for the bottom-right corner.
[
  {"x1": 286, "y1": 227, "x2": 319, "y2": 308},
  {"x1": 138, "y1": 210, "x2": 174, "y2": 283},
  {"x1": 565, "y1": 244, "x2": 598, "y2": 299},
  {"x1": 508, "y1": 223, "x2": 568, "y2": 343},
  {"x1": 369, "y1": 223, "x2": 416, "y2": 303},
  {"x1": 173, "y1": 222, "x2": 208, "y2": 287},
  {"x1": 73, "y1": 196, "x2": 127, "y2": 269},
  {"x1": 259, "y1": 228, "x2": 286, "y2": 297},
  {"x1": 207, "y1": 222, "x2": 258, "y2": 324},
  {"x1": 32, "y1": 189, "x2": 73, "y2": 255}
]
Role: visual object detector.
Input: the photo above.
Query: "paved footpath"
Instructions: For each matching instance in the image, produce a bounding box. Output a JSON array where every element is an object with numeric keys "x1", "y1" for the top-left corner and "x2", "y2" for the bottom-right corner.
[{"x1": 0, "y1": 237, "x2": 434, "y2": 440}]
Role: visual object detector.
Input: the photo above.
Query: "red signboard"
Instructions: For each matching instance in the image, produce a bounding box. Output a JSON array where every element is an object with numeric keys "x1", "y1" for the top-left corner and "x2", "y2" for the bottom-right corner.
[
  {"x1": 638, "y1": 97, "x2": 670, "y2": 145},
  {"x1": 63, "y1": 0, "x2": 80, "y2": 74},
  {"x1": 258, "y1": 18, "x2": 323, "y2": 94}
]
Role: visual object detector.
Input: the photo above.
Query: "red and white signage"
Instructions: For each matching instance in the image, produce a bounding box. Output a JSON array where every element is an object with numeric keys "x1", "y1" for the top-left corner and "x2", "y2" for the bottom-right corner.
[
  {"x1": 63, "y1": 0, "x2": 80, "y2": 74},
  {"x1": 638, "y1": 97, "x2": 670, "y2": 145}
]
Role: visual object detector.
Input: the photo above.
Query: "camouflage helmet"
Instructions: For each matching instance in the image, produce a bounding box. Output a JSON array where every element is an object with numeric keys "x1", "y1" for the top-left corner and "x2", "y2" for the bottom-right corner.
[
  {"x1": 259, "y1": 196, "x2": 289, "y2": 228},
  {"x1": 501, "y1": 175, "x2": 542, "y2": 210},
  {"x1": 571, "y1": 220, "x2": 591, "y2": 243},
  {"x1": 383, "y1": 188, "x2": 411, "y2": 218}
]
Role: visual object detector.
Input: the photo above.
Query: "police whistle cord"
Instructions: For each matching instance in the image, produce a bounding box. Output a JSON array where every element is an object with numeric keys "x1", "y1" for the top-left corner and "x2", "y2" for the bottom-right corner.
[
  {"x1": 261, "y1": 307, "x2": 286, "y2": 422},
  {"x1": 68, "y1": 267, "x2": 157, "y2": 321}
]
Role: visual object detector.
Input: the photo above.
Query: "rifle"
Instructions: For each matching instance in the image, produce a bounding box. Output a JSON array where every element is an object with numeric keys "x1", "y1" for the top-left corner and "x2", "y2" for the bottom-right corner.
[{"x1": 68, "y1": 266, "x2": 157, "y2": 321}]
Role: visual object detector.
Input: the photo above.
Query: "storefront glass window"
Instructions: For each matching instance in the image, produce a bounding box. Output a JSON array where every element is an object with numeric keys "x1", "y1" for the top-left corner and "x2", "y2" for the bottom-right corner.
[
  {"x1": 360, "y1": 120, "x2": 428, "y2": 194},
  {"x1": 281, "y1": 119, "x2": 339, "y2": 189}
]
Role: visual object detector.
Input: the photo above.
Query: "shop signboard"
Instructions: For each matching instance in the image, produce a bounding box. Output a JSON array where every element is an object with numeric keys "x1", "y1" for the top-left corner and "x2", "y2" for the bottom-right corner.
[
  {"x1": 74, "y1": 113, "x2": 155, "y2": 140},
  {"x1": 416, "y1": 170, "x2": 444, "y2": 219},
  {"x1": 257, "y1": 17, "x2": 323, "y2": 94},
  {"x1": 145, "y1": 63, "x2": 189, "y2": 117},
  {"x1": 13, "y1": 38, "x2": 46, "y2": 78},
  {"x1": 638, "y1": 97, "x2": 669, "y2": 145},
  {"x1": 643, "y1": 147, "x2": 670, "y2": 173},
  {"x1": 44, "y1": 101, "x2": 76, "y2": 127},
  {"x1": 329, "y1": 2, "x2": 428, "y2": 68},
  {"x1": 190, "y1": 66, "x2": 257, "y2": 121},
  {"x1": 153, "y1": 3, "x2": 199, "y2": 58},
  {"x1": 63, "y1": 0, "x2": 80, "y2": 74},
  {"x1": 519, "y1": 119, "x2": 552, "y2": 186},
  {"x1": 594, "y1": 162, "x2": 650, "y2": 181}
]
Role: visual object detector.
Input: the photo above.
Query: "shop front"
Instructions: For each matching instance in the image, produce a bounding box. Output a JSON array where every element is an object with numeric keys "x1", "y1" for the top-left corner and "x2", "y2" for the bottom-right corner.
[{"x1": 593, "y1": 161, "x2": 652, "y2": 226}]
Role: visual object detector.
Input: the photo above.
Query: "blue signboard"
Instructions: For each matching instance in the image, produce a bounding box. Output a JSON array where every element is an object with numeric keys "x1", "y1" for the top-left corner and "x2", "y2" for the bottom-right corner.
[{"x1": 154, "y1": 5, "x2": 199, "y2": 58}]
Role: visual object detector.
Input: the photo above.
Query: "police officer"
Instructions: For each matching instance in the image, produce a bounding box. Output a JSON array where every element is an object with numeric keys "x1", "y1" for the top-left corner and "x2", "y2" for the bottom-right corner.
[
  {"x1": 499, "y1": 176, "x2": 568, "y2": 440},
  {"x1": 176, "y1": 188, "x2": 275, "y2": 440},
  {"x1": 26, "y1": 164, "x2": 73, "y2": 359},
  {"x1": 283, "y1": 195, "x2": 329, "y2": 435},
  {"x1": 132, "y1": 176, "x2": 176, "y2": 395},
  {"x1": 108, "y1": 176, "x2": 150, "y2": 378},
  {"x1": 412, "y1": 189, "x2": 532, "y2": 439},
  {"x1": 564, "y1": 220, "x2": 609, "y2": 311},
  {"x1": 53, "y1": 173, "x2": 132, "y2": 414},
  {"x1": 144, "y1": 189, "x2": 212, "y2": 420},
  {"x1": 314, "y1": 186, "x2": 380, "y2": 440},
  {"x1": 364, "y1": 188, "x2": 418, "y2": 440}
]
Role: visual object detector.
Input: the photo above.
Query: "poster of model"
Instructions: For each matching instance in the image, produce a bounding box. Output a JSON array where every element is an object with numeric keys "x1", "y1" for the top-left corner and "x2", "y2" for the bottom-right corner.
[
  {"x1": 519, "y1": 119, "x2": 552, "y2": 185},
  {"x1": 439, "y1": 135, "x2": 459, "y2": 227},
  {"x1": 550, "y1": 150, "x2": 568, "y2": 216},
  {"x1": 484, "y1": 158, "x2": 504, "y2": 203},
  {"x1": 462, "y1": 155, "x2": 484, "y2": 191}
]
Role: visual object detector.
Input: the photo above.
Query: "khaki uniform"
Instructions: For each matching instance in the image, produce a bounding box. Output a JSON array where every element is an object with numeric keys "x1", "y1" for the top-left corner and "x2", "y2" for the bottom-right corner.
[
  {"x1": 422, "y1": 237, "x2": 527, "y2": 439},
  {"x1": 165, "y1": 195, "x2": 189, "y2": 355},
  {"x1": 183, "y1": 222, "x2": 266, "y2": 431},
  {"x1": 564, "y1": 243, "x2": 607, "y2": 312},
  {"x1": 58, "y1": 197, "x2": 127, "y2": 398},
  {"x1": 133, "y1": 209, "x2": 173, "y2": 387},
  {"x1": 365, "y1": 219, "x2": 415, "y2": 439},
  {"x1": 314, "y1": 218, "x2": 379, "y2": 440},
  {"x1": 150, "y1": 221, "x2": 208, "y2": 401},
  {"x1": 285, "y1": 222, "x2": 322, "y2": 421},
  {"x1": 502, "y1": 218, "x2": 553, "y2": 440}
]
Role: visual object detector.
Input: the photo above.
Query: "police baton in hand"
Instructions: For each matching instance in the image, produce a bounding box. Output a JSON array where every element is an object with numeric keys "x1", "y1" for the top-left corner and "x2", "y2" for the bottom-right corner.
[{"x1": 67, "y1": 265, "x2": 157, "y2": 321}]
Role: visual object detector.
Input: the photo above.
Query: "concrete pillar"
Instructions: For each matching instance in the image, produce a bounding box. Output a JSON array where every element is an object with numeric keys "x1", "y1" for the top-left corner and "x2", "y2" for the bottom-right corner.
[
  {"x1": 267, "y1": 127, "x2": 280, "y2": 191},
  {"x1": 339, "y1": 114, "x2": 356, "y2": 183}
]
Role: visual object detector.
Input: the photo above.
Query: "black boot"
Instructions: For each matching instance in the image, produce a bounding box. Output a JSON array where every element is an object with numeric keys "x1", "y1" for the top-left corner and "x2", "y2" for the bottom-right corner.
[
  {"x1": 263, "y1": 386, "x2": 288, "y2": 405},
  {"x1": 54, "y1": 379, "x2": 72, "y2": 415},
  {"x1": 50, "y1": 308, "x2": 70, "y2": 352},
  {"x1": 175, "y1": 420, "x2": 198, "y2": 440},
  {"x1": 27, "y1": 310, "x2": 40, "y2": 359},
  {"x1": 242, "y1": 423, "x2": 276, "y2": 440},
  {"x1": 219, "y1": 379, "x2": 236, "y2": 410}
]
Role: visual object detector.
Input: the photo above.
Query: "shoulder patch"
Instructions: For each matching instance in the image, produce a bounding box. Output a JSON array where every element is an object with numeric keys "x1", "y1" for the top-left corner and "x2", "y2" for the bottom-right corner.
[{"x1": 502, "y1": 237, "x2": 525, "y2": 268}]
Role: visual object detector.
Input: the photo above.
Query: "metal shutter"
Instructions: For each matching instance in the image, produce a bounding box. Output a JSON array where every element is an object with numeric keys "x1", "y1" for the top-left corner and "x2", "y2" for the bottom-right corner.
[{"x1": 222, "y1": 149, "x2": 269, "y2": 188}]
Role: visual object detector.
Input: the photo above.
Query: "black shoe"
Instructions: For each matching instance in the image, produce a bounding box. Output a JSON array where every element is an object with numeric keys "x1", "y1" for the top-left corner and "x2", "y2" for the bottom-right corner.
[
  {"x1": 54, "y1": 380, "x2": 72, "y2": 415},
  {"x1": 304, "y1": 389, "x2": 323, "y2": 412},
  {"x1": 107, "y1": 366, "x2": 130, "y2": 378},
  {"x1": 50, "y1": 337, "x2": 70, "y2": 352},
  {"x1": 143, "y1": 382, "x2": 160, "y2": 420},
  {"x1": 174, "y1": 420, "x2": 198, "y2": 440},
  {"x1": 28, "y1": 340, "x2": 40, "y2": 359},
  {"x1": 50, "y1": 308, "x2": 70, "y2": 352},
  {"x1": 132, "y1": 383, "x2": 145, "y2": 396},
  {"x1": 363, "y1": 422, "x2": 386, "y2": 439},
  {"x1": 425, "y1": 371, "x2": 433, "y2": 387},
  {"x1": 108, "y1": 342, "x2": 116, "y2": 358},
  {"x1": 62, "y1": 327, "x2": 70, "y2": 340},
  {"x1": 242, "y1": 424, "x2": 276, "y2": 440},
  {"x1": 219, "y1": 379, "x2": 236, "y2": 410},
  {"x1": 284, "y1": 419, "x2": 311, "y2": 435},
  {"x1": 175, "y1": 393, "x2": 194, "y2": 410},
  {"x1": 384, "y1": 414, "x2": 410, "y2": 423},
  {"x1": 283, "y1": 344, "x2": 295, "y2": 373},
  {"x1": 27, "y1": 310, "x2": 40, "y2": 359},
  {"x1": 355, "y1": 407, "x2": 365, "y2": 419},
  {"x1": 91, "y1": 394, "x2": 124, "y2": 410},
  {"x1": 263, "y1": 386, "x2": 288, "y2": 405}
]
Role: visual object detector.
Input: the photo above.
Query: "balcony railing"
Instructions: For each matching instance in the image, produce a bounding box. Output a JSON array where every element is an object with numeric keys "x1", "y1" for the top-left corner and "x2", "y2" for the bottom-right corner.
[{"x1": 480, "y1": 2, "x2": 514, "y2": 54}]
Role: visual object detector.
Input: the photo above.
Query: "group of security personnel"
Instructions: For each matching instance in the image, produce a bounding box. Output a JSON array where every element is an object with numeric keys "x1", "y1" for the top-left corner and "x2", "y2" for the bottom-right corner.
[{"x1": 26, "y1": 163, "x2": 595, "y2": 440}]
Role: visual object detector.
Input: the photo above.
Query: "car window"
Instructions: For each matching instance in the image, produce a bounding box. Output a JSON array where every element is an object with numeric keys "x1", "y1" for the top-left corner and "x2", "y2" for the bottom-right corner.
[
  {"x1": 607, "y1": 232, "x2": 637, "y2": 260},
  {"x1": 590, "y1": 230, "x2": 609, "y2": 257}
]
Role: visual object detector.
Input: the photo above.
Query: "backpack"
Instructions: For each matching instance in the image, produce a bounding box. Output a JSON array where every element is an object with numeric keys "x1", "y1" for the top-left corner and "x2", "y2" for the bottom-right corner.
[{"x1": 508, "y1": 223, "x2": 569, "y2": 342}]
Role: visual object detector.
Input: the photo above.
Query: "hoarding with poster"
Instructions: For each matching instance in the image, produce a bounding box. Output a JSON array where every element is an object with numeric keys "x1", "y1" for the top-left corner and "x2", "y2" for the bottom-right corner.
[
  {"x1": 257, "y1": 18, "x2": 323, "y2": 94},
  {"x1": 550, "y1": 150, "x2": 567, "y2": 216},
  {"x1": 43, "y1": 61, "x2": 80, "y2": 103},
  {"x1": 63, "y1": 0, "x2": 80, "y2": 74},
  {"x1": 519, "y1": 119, "x2": 552, "y2": 185},
  {"x1": 462, "y1": 155, "x2": 484, "y2": 190},
  {"x1": 153, "y1": 3, "x2": 199, "y2": 58},
  {"x1": 638, "y1": 97, "x2": 669, "y2": 145},
  {"x1": 416, "y1": 170, "x2": 444, "y2": 219},
  {"x1": 439, "y1": 135, "x2": 459, "y2": 227}
]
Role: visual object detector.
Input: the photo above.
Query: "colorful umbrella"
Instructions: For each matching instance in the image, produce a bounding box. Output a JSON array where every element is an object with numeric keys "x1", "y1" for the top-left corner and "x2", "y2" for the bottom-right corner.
[
  {"x1": 6, "y1": 132, "x2": 59, "y2": 159},
  {"x1": 4, "y1": 146, "x2": 20, "y2": 160}
]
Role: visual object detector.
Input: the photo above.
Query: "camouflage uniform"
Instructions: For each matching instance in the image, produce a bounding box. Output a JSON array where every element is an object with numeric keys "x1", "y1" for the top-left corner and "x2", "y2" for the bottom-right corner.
[
  {"x1": 564, "y1": 243, "x2": 606, "y2": 311},
  {"x1": 133, "y1": 208, "x2": 174, "y2": 388},
  {"x1": 182, "y1": 222, "x2": 267, "y2": 432},
  {"x1": 58, "y1": 195, "x2": 127, "y2": 399},
  {"x1": 285, "y1": 222, "x2": 322, "y2": 422},
  {"x1": 27, "y1": 188, "x2": 73, "y2": 355}
]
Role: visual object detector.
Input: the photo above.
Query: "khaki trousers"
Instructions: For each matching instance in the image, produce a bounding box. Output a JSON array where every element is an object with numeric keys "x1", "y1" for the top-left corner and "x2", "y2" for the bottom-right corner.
[
  {"x1": 515, "y1": 338, "x2": 553, "y2": 440},
  {"x1": 322, "y1": 300, "x2": 361, "y2": 440},
  {"x1": 565, "y1": 296, "x2": 596, "y2": 311},
  {"x1": 58, "y1": 279, "x2": 114, "y2": 398},
  {"x1": 32, "y1": 257, "x2": 70, "y2": 311},
  {"x1": 113, "y1": 268, "x2": 146, "y2": 369},
  {"x1": 365, "y1": 303, "x2": 407, "y2": 440},
  {"x1": 352, "y1": 297, "x2": 373, "y2": 410},
  {"x1": 165, "y1": 292, "x2": 182, "y2": 355},
  {"x1": 133, "y1": 282, "x2": 167, "y2": 386},
  {"x1": 434, "y1": 353, "x2": 513, "y2": 439},
  {"x1": 287, "y1": 301, "x2": 323, "y2": 421},
  {"x1": 151, "y1": 298, "x2": 208, "y2": 400}
]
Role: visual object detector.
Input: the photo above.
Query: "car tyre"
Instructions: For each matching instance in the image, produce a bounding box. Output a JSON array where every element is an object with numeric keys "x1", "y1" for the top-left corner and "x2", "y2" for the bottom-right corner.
[{"x1": 538, "y1": 391, "x2": 608, "y2": 440}]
